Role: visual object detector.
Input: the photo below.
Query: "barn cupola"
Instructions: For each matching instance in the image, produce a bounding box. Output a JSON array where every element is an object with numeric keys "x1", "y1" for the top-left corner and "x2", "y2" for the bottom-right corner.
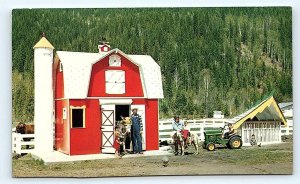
[{"x1": 98, "y1": 40, "x2": 111, "y2": 54}]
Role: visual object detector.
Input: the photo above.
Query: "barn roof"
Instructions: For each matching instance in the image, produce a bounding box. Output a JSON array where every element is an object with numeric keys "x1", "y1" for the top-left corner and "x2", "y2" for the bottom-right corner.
[
  {"x1": 56, "y1": 49, "x2": 164, "y2": 99},
  {"x1": 228, "y1": 94, "x2": 287, "y2": 129},
  {"x1": 128, "y1": 55, "x2": 163, "y2": 99}
]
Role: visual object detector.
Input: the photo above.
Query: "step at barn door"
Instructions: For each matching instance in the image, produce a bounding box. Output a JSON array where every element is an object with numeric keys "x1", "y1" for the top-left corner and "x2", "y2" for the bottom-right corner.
[
  {"x1": 131, "y1": 105, "x2": 146, "y2": 150},
  {"x1": 101, "y1": 105, "x2": 115, "y2": 153}
]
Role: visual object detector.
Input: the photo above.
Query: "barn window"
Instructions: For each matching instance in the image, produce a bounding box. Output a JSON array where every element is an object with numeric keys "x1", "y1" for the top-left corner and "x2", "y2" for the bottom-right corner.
[
  {"x1": 109, "y1": 54, "x2": 121, "y2": 66},
  {"x1": 105, "y1": 70, "x2": 125, "y2": 94},
  {"x1": 70, "y1": 106, "x2": 86, "y2": 128}
]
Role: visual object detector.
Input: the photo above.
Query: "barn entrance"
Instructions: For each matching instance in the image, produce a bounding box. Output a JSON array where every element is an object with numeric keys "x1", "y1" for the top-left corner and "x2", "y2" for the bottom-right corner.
[
  {"x1": 115, "y1": 105, "x2": 130, "y2": 121},
  {"x1": 115, "y1": 105, "x2": 131, "y2": 150}
]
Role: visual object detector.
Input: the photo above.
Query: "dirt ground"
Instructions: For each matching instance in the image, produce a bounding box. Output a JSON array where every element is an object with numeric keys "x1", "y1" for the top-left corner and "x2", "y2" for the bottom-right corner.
[{"x1": 12, "y1": 142, "x2": 293, "y2": 177}]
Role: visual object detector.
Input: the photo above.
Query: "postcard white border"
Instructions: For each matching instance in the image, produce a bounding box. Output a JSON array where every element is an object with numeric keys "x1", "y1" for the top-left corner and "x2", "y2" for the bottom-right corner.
[{"x1": 0, "y1": 0, "x2": 298, "y2": 184}]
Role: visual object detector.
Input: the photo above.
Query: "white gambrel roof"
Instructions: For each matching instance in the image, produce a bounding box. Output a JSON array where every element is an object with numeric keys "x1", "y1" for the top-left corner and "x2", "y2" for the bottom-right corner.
[
  {"x1": 128, "y1": 55, "x2": 164, "y2": 99},
  {"x1": 56, "y1": 49, "x2": 164, "y2": 99}
]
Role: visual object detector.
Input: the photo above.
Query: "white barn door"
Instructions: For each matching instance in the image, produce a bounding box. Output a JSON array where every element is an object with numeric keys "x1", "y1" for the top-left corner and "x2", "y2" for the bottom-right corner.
[
  {"x1": 131, "y1": 105, "x2": 146, "y2": 150},
  {"x1": 101, "y1": 105, "x2": 115, "y2": 153}
]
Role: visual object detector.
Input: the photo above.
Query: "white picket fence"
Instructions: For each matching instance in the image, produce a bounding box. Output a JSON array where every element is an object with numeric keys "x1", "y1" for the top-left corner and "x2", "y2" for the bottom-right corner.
[
  {"x1": 12, "y1": 118, "x2": 292, "y2": 153},
  {"x1": 281, "y1": 119, "x2": 293, "y2": 136},
  {"x1": 159, "y1": 119, "x2": 227, "y2": 144},
  {"x1": 12, "y1": 132, "x2": 35, "y2": 154}
]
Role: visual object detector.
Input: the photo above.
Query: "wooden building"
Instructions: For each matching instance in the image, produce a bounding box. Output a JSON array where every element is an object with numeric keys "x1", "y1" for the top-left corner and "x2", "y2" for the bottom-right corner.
[{"x1": 228, "y1": 95, "x2": 287, "y2": 146}]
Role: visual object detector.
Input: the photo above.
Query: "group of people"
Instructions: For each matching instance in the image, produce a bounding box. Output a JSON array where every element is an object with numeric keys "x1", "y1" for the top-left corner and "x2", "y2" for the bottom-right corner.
[
  {"x1": 113, "y1": 113, "x2": 243, "y2": 158},
  {"x1": 171, "y1": 115, "x2": 237, "y2": 155},
  {"x1": 113, "y1": 108, "x2": 143, "y2": 158}
]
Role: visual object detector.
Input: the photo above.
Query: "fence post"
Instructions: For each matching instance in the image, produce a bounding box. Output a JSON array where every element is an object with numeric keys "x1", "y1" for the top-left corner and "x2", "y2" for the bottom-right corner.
[
  {"x1": 12, "y1": 133, "x2": 15, "y2": 153},
  {"x1": 200, "y1": 122, "x2": 204, "y2": 141},
  {"x1": 15, "y1": 133, "x2": 22, "y2": 154}
]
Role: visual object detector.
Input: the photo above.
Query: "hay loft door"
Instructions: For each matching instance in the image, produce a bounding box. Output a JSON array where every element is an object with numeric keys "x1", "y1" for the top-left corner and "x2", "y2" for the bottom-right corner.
[
  {"x1": 101, "y1": 105, "x2": 115, "y2": 153},
  {"x1": 131, "y1": 105, "x2": 146, "y2": 150}
]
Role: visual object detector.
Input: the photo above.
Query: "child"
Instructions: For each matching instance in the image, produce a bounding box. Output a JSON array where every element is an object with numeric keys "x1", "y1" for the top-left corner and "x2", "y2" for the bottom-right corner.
[
  {"x1": 113, "y1": 126, "x2": 122, "y2": 158},
  {"x1": 224, "y1": 123, "x2": 236, "y2": 138},
  {"x1": 182, "y1": 121, "x2": 191, "y2": 146},
  {"x1": 250, "y1": 134, "x2": 257, "y2": 146}
]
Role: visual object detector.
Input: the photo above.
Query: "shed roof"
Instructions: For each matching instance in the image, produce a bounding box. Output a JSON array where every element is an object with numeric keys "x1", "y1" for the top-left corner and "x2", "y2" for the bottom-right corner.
[
  {"x1": 228, "y1": 94, "x2": 287, "y2": 129},
  {"x1": 33, "y1": 37, "x2": 55, "y2": 49},
  {"x1": 56, "y1": 49, "x2": 164, "y2": 99}
]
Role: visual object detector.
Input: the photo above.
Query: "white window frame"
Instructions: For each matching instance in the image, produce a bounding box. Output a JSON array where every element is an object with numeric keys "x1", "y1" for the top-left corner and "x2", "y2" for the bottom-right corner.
[
  {"x1": 109, "y1": 54, "x2": 121, "y2": 67},
  {"x1": 105, "y1": 70, "x2": 125, "y2": 94}
]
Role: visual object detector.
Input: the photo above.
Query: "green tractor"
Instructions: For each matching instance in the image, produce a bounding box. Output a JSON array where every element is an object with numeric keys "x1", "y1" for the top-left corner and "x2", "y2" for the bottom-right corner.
[{"x1": 202, "y1": 127, "x2": 243, "y2": 151}]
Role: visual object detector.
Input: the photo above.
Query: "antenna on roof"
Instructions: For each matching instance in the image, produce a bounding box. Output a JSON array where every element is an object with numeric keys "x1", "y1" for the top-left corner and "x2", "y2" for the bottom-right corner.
[
  {"x1": 99, "y1": 37, "x2": 109, "y2": 45},
  {"x1": 98, "y1": 37, "x2": 111, "y2": 53}
]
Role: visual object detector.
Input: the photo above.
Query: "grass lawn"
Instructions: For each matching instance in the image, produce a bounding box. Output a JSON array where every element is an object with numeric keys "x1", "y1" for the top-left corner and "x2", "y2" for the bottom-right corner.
[{"x1": 12, "y1": 141, "x2": 293, "y2": 177}]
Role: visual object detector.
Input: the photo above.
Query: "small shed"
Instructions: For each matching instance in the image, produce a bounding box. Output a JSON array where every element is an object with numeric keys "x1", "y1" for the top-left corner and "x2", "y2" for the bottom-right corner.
[{"x1": 228, "y1": 94, "x2": 287, "y2": 146}]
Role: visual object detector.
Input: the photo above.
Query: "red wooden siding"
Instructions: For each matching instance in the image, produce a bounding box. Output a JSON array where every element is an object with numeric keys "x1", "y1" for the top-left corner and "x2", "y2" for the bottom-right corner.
[
  {"x1": 145, "y1": 99, "x2": 159, "y2": 150},
  {"x1": 55, "y1": 99, "x2": 70, "y2": 154},
  {"x1": 55, "y1": 60, "x2": 64, "y2": 99},
  {"x1": 69, "y1": 99, "x2": 101, "y2": 155},
  {"x1": 54, "y1": 52, "x2": 160, "y2": 155},
  {"x1": 88, "y1": 53, "x2": 144, "y2": 97}
]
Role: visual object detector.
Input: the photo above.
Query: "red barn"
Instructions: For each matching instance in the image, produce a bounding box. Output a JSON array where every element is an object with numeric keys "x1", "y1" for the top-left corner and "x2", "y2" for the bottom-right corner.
[{"x1": 53, "y1": 42, "x2": 164, "y2": 155}]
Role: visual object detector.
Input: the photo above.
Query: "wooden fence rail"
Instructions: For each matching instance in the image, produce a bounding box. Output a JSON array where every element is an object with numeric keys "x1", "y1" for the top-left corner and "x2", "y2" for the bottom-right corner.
[
  {"x1": 11, "y1": 118, "x2": 292, "y2": 153},
  {"x1": 12, "y1": 132, "x2": 35, "y2": 154},
  {"x1": 159, "y1": 119, "x2": 227, "y2": 143}
]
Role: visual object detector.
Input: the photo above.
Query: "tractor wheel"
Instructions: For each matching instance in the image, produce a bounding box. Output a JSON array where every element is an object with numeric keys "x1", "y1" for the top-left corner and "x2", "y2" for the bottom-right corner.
[
  {"x1": 202, "y1": 142, "x2": 206, "y2": 149},
  {"x1": 206, "y1": 143, "x2": 215, "y2": 151},
  {"x1": 229, "y1": 137, "x2": 242, "y2": 149},
  {"x1": 226, "y1": 143, "x2": 230, "y2": 149}
]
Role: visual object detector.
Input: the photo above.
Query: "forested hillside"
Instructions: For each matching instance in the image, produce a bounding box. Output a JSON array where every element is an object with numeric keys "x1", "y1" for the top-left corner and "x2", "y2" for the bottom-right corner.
[{"x1": 12, "y1": 8, "x2": 292, "y2": 121}]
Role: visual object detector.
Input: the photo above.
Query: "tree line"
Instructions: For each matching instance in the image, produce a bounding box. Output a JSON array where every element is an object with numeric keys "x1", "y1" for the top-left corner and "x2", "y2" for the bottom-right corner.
[{"x1": 12, "y1": 8, "x2": 292, "y2": 121}]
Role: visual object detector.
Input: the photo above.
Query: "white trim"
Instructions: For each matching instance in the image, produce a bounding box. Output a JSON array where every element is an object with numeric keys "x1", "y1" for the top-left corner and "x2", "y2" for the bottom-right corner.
[
  {"x1": 85, "y1": 63, "x2": 94, "y2": 97},
  {"x1": 139, "y1": 68, "x2": 148, "y2": 98},
  {"x1": 55, "y1": 98, "x2": 68, "y2": 101},
  {"x1": 99, "y1": 98, "x2": 133, "y2": 105}
]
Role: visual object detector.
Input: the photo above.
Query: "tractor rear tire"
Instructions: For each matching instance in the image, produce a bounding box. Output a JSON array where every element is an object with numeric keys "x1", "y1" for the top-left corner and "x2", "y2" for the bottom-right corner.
[
  {"x1": 229, "y1": 137, "x2": 242, "y2": 149},
  {"x1": 206, "y1": 143, "x2": 215, "y2": 151}
]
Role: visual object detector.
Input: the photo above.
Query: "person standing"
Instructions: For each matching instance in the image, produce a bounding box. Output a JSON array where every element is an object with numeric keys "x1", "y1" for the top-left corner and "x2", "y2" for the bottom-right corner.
[
  {"x1": 113, "y1": 126, "x2": 122, "y2": 158},
  {"x1": 131, "y1": 108, "x2": 143, "y2": 154},
  {"x1": 172, "y1": 115, "x2": 184, "y2": 155}
]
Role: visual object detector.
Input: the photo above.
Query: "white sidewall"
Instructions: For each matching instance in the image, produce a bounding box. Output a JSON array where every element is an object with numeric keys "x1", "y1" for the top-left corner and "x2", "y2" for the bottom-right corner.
[{"x1": 34, "y1": 48, "x2": 54, "y2": 153}]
